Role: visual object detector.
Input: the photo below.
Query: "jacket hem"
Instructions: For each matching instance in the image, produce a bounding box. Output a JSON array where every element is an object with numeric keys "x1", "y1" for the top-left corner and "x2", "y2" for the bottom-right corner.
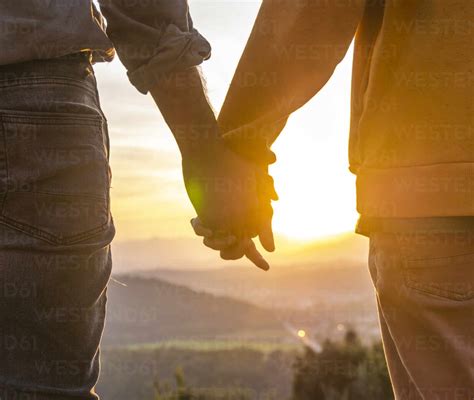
[{"x1": 355, "y1": 163, "x2": 474, "y2": 218}]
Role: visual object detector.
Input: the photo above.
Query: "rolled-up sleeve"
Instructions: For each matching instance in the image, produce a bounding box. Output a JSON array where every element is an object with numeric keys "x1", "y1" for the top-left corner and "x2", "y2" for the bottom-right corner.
[{"x1": 98, "y1": 0, "x2": 211, "y2": 94}]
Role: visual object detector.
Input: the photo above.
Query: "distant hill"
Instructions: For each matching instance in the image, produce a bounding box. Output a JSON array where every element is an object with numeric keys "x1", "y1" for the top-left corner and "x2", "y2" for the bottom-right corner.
[
  {"x1": 128, "y1": 261, "x2": 381, "y2": 343},
  {"x1": 111, "y1": 232, "x2": 369, "y2": 272},
  {"x1": 102, "y1": 276, "x2": 287, "y2": 347},
  {"x1": 104, "y1": 238, "x2": 380, "y2": 348},
  {"x1": 138, "y1": 261, "x2": 374, "y2": 310},
  {"x1": 285, "y1": 232, "x2": 368, "y2": 264}
]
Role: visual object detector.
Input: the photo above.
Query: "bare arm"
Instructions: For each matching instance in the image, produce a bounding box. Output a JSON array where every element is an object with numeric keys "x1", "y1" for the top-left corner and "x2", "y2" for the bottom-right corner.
[
  {"x1": 149, "y1": 67, "x2": 270, "y2": 270},
  {"x1": 218, "y1": 0, "x2": 366, "y2": 147},
  {"x1": 149, "y1": 67, "x2": 218, "y2": 159},
  {"x1": 97, "y1": 0, "x2": 272, "y2": 269}
]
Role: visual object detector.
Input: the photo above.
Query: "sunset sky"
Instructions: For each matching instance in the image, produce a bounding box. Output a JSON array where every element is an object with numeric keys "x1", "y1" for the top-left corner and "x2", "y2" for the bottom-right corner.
[{"x1": 94, "y1": 0, "x2": 359, "y2": 244}]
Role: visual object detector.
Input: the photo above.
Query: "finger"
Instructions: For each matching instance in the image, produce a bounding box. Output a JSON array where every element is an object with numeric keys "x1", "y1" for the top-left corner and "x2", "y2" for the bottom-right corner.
[
  {"x1": 244, "y1": 239, "x2": 270, "y2": 271},
  {"x1": 258, "y1": 174, "x2": 279, "y2": 201},
  {"x1": 190, "y1": 217, "x2": 213, "y2": 237},
  {"x1": 269, "y1": 186, "x2": 279, "y2": 201},
  {"x1": 264, "y1": 175, "x2": 279, "y2": 201},
  {"x1": 259, "y1": 219, "x2": 275, "y2": 252},
  {"x1": 257, "y1": 201, "x2": 275, "y2": 252},
  {"x1": 220, "y1": 241, "x2": 246, "y2": 260},
  {"x1": 203, "y1": 235, "x2": 237, "y2": 251}
]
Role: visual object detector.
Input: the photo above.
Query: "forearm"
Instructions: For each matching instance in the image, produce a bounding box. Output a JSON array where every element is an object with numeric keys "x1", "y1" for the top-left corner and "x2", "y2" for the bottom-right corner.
[
  {"x1": 149, "y1": 67, "x2": 264, "y2": 238},
  {"x1": 150, "y1": 67, "x2": 219, "y2": 159},
  {"x1": 219, "y1": 0, "x2": 365, "y2": 142}
]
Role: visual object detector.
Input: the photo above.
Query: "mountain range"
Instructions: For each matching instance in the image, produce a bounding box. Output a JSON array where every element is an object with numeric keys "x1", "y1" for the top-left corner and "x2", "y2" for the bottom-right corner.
[
  {"x1": 111, "y1": 232, "x2": 369, "y2": 272},
  {"x1": 103, "y1": 275, "x2": 287, "y2": 347}
]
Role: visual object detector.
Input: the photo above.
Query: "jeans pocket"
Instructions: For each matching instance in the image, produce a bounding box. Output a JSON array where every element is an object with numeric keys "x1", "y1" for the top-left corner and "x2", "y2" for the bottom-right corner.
[
  {"x1": 403, "y1": 253, "x2": 474, "y2": 301},
  {"x1": 0, "y1": 110, "x2": 111, "y2": 244}
]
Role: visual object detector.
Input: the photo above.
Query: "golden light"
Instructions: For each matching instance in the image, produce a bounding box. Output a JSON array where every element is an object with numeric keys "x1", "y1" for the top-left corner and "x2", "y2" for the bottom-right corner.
[
  {"x1": 268, "y1": 113, "x2": 359, "y2": 242},
  {"x1": 297, "y1": 330, "x2": 306, "y2": 338},
  {"x1": 96, "y1": 3, "x2": 359, "y2": 244}
]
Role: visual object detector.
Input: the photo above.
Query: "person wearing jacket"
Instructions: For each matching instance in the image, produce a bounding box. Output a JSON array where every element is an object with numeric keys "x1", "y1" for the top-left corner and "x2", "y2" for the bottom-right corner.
[
  {"x1": 202, "y1": 0, "x2": 473, "y2": 398},
  {"x1": 1, "y1": 0, "x2": 473, "y2": 398}
]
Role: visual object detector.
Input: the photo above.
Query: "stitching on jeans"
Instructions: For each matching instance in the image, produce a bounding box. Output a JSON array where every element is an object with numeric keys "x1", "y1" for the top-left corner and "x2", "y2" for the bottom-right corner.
[
  {"x1": 405, "y1": 273, "x2": 474, "y2": 296},
  {"x1": 405, "y1": 271, "x2": 474, "y2": 296},
  {"x1": 403, "y1": 280, "x2": 473, "y2": 301},
  {"x1": 0, "y1": 113, "x2": 103, "y2": 126},
  {"x1": 11, "y1": 190, "x2": 107, "y2": 201},
  {"x1": 0, "y1": 114, "x2": 110, "y2": 245},
  {"x1": 403, "y1": 268, "x2": 474, "y2": 301},
  {"x1": 0, "y1": 190, "x2": 109, "y2": 244},
  {"x1": 0, "y1": 116, "x2": 8, "y2": 214},
  {"x1": 395, "y1": 236, "x2": 474, "y2": 301},
  {"x1": 0, "y1": 77, "x2": 97, "y2": 96},
  {"x1": 406, "y1": 252, "x2": 474, "y2": 263},
  {"x1": 0, "y1": 215, "x2": 110, "y2": 245}
]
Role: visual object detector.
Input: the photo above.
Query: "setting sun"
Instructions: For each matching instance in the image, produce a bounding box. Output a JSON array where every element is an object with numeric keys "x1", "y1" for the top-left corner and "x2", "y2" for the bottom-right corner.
[{"x1": 7, "y1": 0, "x2": 469, "y2": 396}]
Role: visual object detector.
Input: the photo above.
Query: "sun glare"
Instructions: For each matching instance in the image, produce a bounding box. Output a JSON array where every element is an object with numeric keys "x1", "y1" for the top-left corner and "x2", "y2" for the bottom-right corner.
[
  {"x1": 297, "y1": 330, "x2": 306, "y2": 338},
  {"x1": 98, "y1": 2, "x2": 358, "y2": 244},
  {"x1": 269, "y1": 139, "x2": 359, "y2": 241}
]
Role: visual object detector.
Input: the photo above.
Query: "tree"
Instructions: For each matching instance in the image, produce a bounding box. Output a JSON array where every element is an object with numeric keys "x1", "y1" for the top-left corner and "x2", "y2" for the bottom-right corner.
[
  {"x1": 153, "y1": 367, "x2": 254, "y2": 400},
  {"x1": 291, "y1": 330, "x2": 394, "y2": 400}
]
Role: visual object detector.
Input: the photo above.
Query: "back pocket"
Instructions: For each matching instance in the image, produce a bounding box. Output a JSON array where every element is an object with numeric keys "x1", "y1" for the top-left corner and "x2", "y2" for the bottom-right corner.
[
  {"x1": 0, "y1": 111, "x2": 111, "y2": 244},
  {"x1": 403, "y1": 253, "x2": 474, "y2": 301}
]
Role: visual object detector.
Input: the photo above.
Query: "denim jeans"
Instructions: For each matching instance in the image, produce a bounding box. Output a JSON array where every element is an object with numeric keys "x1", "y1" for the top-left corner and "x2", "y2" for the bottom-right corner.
[
  {"x1": 369, "y1": 232, "x2": 474, "y2": 399},
  {"x1": 0, "y1": 54, "x2": 115, "y2": 399}
]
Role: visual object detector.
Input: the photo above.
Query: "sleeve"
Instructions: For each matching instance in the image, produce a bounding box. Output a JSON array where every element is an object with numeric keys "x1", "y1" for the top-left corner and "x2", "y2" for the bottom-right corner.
[
  {"x1": 98, "y1": 0, "x2": 211, "y2": 94},
  {"x1": 218, "y1": 0, "x2": 366, "y2": 163}
]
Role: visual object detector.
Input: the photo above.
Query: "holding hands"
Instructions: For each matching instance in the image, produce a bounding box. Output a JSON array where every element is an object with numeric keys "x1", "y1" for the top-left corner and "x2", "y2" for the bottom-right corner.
[
  {"x1": 188, "y1": 130, "x2": 278, "y2": 270},
  {"x1": 150, "y1": 67, "x2": 277, "y2": 270}
]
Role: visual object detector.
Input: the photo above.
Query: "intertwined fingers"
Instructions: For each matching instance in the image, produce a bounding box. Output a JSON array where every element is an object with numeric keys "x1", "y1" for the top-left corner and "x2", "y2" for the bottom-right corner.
[
  {"x1": 220, "y1": 238, "x2": 270, "y2": 271},
  {"x1": 191, "y1": 217, "x2": 237, "y2": 249},
  {"x1": 203, "y1": 235, "x2": 237, "y2": 250},
  {"x1": 190, "y1": 217, "x2": 213, "y2": 237},
  {"x1": 258, "y1": 217, "x2": 275, "y2": 253},
  {"x1": 191, "y1": 218, "x2": 270, "y2": 271},
  {"x1": 256, "y1": 171, "x2": 277, "y2": 252}
]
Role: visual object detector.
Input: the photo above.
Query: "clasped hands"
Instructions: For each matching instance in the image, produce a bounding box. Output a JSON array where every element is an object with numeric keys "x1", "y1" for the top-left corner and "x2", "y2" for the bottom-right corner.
[{"x1": 183, "y1": 122, "x2": 278, "y2": 271}]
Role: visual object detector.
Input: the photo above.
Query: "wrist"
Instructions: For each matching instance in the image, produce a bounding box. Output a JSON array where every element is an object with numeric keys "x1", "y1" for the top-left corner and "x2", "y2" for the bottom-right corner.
[
  {"x1": 221, "y1": 126, "x2": 277, "y2": 166},
  {"x1": 179, "y1": 125, "x2": 222, "y2": 161}
]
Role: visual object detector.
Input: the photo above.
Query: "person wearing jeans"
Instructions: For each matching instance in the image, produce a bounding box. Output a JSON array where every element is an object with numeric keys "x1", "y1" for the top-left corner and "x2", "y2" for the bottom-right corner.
[
  {"x1": 2, "y1": 0, "x2": 473, "y2": 399},
  {"x1": 203, "y1": 0, "x2": 474, "y2": 398},
  {"x1": 0, "y1": 54, "x2": 115, "y2": 399},
  {"x1": 0, "y1": 1, "x2": 271, "y2": 398}
]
